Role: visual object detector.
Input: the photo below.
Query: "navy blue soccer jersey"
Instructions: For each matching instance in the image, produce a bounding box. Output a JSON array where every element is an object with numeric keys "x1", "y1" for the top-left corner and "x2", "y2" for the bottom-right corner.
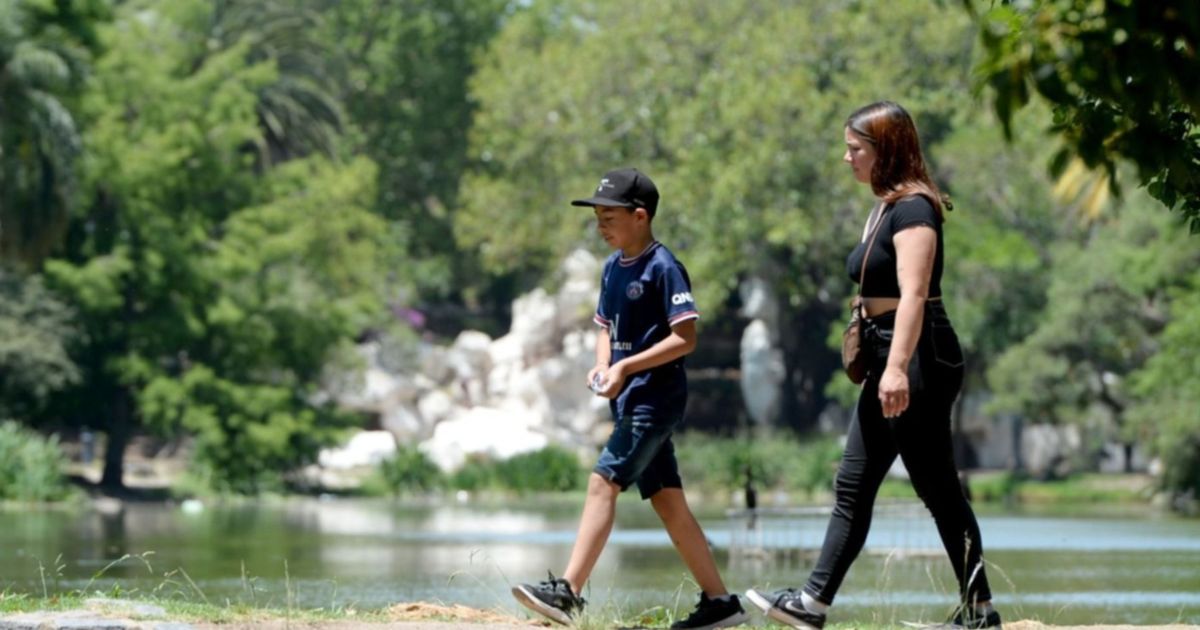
[{"x1": 593, "y1": 241, "x2": 699, "y2": 419}]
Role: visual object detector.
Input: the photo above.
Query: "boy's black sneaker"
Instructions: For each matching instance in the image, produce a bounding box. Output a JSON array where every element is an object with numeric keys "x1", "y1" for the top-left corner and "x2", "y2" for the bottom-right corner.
[
  {"x1": 511, "y1": 572, "x2": 585, "y2": 626},
  {"x1": 745, "y1": 587, "x2": 826, "y2": 629},
  {"x1": 949, "y1": 607, "x2": 1002, "y2": 629},
  {"x1": 671, "y1": 593, "x2": 751, "y2": 629}
]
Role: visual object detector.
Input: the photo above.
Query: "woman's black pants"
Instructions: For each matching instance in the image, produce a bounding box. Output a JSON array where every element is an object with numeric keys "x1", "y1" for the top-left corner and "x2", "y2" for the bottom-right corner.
[{"x1": 805, "y1": 303, "x2": 992, "y2": 605}]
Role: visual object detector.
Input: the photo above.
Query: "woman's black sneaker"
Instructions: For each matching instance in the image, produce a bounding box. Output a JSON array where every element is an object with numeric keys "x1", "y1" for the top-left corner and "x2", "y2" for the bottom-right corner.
[
  {"x1": 670, "y1": 593, "x2": 751, "y2": 629},
  {"x1": 745, "y1": 587, "x2": 826, "y2": 629},
  {"x1": 511, "y1": 572, "x2": 585, "y2": 625}
]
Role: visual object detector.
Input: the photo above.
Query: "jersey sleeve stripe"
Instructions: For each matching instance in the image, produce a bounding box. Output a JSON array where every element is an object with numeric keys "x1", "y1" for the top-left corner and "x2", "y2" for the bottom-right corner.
[
  {"x1": 594, "y1": 314, "x2": 610, "y2": 328},
  {"x1": 668, "y1": 311, "x2": 700, "y2": 326}
]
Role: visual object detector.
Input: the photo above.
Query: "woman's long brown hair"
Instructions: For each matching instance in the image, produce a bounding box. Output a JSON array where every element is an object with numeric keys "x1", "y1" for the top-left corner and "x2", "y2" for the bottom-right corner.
[{"x1": 846, "y1": 101, "x2": 949, "y2": 219}]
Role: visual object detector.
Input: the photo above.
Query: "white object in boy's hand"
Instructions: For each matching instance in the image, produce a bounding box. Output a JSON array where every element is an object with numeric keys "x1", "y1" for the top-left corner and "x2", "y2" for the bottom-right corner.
[{"x1": 589, "y1": 373, "x2": 608, "y2": 394}]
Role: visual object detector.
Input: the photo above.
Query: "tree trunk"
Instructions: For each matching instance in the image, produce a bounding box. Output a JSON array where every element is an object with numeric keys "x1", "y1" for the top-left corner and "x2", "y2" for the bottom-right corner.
[
  {"x1": 100, "y1": 388, "x2": 131, "y2": 490},
  {"x1": 778, "y1": 299, "x2": 841, "y2": 433},
  {"x1": 1010, "y1": 415, "x2": 1025, "y2": 473}
]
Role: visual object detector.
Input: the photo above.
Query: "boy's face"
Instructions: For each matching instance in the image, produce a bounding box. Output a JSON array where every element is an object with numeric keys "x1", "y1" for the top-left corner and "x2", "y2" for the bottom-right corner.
[{"x1": 594, "y1": 205, "x2": 648, "y2": 250}]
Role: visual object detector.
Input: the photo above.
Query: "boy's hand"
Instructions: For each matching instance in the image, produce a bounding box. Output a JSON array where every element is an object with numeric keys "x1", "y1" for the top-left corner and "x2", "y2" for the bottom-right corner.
[
  {"x1": 586, "y1": 364, "x2": 607, "y2": 391},
  {"x1": 595, "y1": 363, "x2": 626, "y2": 399}
]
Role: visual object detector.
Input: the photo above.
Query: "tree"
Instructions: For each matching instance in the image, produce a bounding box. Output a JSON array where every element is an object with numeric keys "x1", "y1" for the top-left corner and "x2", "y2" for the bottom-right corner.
[
  {"x1": 47, "y1": 0, "x2": 398, "y2": 491},
  {"x1": 0, "y1": 0, "x2": 109, "y2": 265},
  {"x1": 986, "y1": 192, "x2": 1199, "y2": 472},
  {"x1": 321, "y1": 0, "x2": 509, "y2": 329},
  {"x1": 136, "y1": 157, "x2": 395, "y2": 493},
  {"x1": 0, "y1": 268, "x2": 78, "y2": 419},
  {"x1": 969, "y1": 0, "x2": 1200, "y2": 230},
  {"x1": 204, "y1": 0, "x2": 345, "y2": 165},
  {"x1": 929, "y1": 105, "x2": 1076, "y2": 368},
  {"x1": 916, "y1": 104, "x2": 1083, "y2": 468},
  {"x1": 1127, "y1": 283, "x2": 1200, "y2": 500},
  {"x1": 457, "y1": 0, "x2": 980, "y2": 429}
]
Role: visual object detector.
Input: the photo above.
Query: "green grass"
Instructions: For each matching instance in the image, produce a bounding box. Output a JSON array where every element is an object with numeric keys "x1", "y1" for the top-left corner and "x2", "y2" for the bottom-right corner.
[
  {"x1": 0, "y1": 592, "x2": 393, "y2": 623},
  {"x1": 874, "y1": 471, "x2": 1154, "y2": 506},
  {"x1": 968, "y1": 471, "x2": 1154, "y2": 504}
]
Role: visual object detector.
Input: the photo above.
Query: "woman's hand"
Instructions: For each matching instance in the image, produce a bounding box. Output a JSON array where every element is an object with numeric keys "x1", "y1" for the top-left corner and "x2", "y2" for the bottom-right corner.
[{"x1": 878, "y1": 365, "x2": 910, "y2": 419}]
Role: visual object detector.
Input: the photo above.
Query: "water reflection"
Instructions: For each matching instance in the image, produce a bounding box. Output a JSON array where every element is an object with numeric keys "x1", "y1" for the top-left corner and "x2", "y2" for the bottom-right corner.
[{"x1": 0, "y1": 500, "x2": 1196, "y2": 624}]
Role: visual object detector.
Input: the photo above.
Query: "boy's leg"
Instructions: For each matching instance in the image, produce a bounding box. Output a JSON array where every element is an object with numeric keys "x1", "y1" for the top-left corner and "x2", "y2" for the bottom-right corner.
[
  {"x1": 513, "y1": 472, "x2": 616, "y2": 624},
  {"x1": 563, "y1": 472, "x2": 622, "y2": 594},
  {"x1": 643, "y1": 438, "x2": 749, "y2": 628},
  {"x1": 634, "y1": 424, "x2": 727, "y2": 593},
  {"x1": 650, "y1": 487, "x2": 727, "y2": 596},
  {"x1": 514, "y1": 415, "x2": 674, "y2": 625},
  {"x1": 563, "y1": 414, "x2": 675, "y2": 592}
]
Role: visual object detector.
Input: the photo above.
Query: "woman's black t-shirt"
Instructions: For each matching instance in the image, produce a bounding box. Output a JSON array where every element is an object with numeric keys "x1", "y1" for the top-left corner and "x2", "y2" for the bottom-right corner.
[{"x1": 845, "y1": 195, "x2": 943, "y2": 298}]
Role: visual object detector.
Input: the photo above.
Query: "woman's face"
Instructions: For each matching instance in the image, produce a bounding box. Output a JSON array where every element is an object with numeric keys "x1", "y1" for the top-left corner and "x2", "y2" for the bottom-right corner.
[{"x1": 843, "y1": 127, "x2": 876, "y2": 185}]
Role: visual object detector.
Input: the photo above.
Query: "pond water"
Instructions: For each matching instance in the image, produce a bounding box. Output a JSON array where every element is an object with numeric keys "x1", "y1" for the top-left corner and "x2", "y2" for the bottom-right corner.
[{"x1": 1, "y1": 498, "x2": 1196, "y2": 625}]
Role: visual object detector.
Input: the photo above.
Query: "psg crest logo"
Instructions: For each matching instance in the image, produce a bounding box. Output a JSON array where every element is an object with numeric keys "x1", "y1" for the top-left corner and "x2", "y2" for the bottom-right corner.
[{"x1": 625, "y1": 281, "x2": 644, "y2": 300}]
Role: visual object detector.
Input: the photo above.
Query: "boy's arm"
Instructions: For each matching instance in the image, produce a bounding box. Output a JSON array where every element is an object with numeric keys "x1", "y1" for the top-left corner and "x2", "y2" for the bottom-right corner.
[
  {"x1": 587, "y1": 327, "x2": 612, "y2": 388},
  {"x1": 596, "y1": 320, "x2": 696, "y2": 399}
]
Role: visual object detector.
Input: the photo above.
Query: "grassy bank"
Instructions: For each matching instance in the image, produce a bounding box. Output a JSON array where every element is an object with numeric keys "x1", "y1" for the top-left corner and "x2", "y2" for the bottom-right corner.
[
  {"x1": 966, "y1": 471, "x2": 1156, "y2": 504},
  {"x1": 29, "y1": 428, "x2": 1164, "y2": 511},
  {"x1": 370, "y1": 436, "x2": 1160, "y2": 511},
  {"x1": 0, "y1": 593, "x2": 363, "y2": 623},
  {"x1": 368, "y1": 433, "x2": 845, "y2": 501}
]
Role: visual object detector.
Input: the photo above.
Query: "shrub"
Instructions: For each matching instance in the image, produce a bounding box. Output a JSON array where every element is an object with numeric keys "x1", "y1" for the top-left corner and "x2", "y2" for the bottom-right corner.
[
  {"x1": 445, "y1": 447, "x2": 586, "y2": 493},
  {"x1": 494, "y1": 445, "x2": 585, "y2": 493},
  {"x1": 451, "y1": 454, "x2": 498, "y2": 491},
  {"x1": 378, "y1": 444, "x2": 443, "y2": 494},
  {"x1": 0, "y1": 421, "x2": 71, "y2": 501},
  {"x1": 676, "y1": 432, "x2": 842, "y2": 498}
]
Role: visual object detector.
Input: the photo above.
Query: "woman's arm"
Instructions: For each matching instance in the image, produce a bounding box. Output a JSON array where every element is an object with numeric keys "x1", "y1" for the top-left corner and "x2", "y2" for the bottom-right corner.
[
  {"x1": 878, "y1": 225, "x2": 936, "y2": 418},
  {"x1": 596, "y1": 320, "x2": 696, "y2": 399}
]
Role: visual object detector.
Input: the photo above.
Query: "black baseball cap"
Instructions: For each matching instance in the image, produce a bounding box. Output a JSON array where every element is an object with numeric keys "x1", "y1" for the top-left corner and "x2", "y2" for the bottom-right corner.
[{"x1": 571, "y1": 167, "x2": 660, "y2": 217}]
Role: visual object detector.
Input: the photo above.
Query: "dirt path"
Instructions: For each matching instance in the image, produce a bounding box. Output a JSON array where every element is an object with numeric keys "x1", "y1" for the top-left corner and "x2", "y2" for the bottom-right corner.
[
  {"x1": 191, "y1": 620, "x2": 1198, "y2": 629},
  {"x1": 193, "y1": 619, "x2": 544, "y2": 624},
  {"x1": 192, "y1": 619, "x2": 544, "y2": 624},
  {"x1": 5, "y1": 601, "x2": 1195, "y2": 629},
  {"x1": 190, "y1": 602, "x2": 552, "y2": 629},
  {"x1": 192, "y1": 614, "x2": 1195, "y2": 624}
]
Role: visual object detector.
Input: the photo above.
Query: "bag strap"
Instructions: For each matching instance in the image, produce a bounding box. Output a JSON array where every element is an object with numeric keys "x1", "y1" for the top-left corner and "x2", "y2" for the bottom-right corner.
[{"x1": 856, "y1": 202, "x2": 890, "y2": 305}]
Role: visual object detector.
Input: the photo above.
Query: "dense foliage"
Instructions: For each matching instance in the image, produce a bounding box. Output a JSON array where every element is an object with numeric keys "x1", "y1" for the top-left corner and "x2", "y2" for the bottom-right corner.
[
  {"x1": 970, "y1": 0, "x2": 1200, "y2": 230},
  {"x1": 0, "y1": 0, "x2": 1194, "y2": 501}
]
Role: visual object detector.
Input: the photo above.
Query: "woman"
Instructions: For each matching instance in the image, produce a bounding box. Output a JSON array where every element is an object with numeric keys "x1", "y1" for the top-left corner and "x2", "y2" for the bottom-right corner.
[{"x1": 746, "y1": 101, "x2": 1001, "y2": 629}]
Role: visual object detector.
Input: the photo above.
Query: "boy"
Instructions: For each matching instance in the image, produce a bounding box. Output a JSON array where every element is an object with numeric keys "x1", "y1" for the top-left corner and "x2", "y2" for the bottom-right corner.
[{"x1": 511, "y1": 168, "x2": 748, "y2": 629}]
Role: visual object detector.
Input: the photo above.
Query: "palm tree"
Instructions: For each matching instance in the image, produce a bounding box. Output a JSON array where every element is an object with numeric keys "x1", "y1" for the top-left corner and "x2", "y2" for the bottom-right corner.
[
  {"x1": 0, "y1": 0, "x2": 92, "y2": 266},
  {"x1": 204, "y1": 0, "x2": 345, "y2": 166}
]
